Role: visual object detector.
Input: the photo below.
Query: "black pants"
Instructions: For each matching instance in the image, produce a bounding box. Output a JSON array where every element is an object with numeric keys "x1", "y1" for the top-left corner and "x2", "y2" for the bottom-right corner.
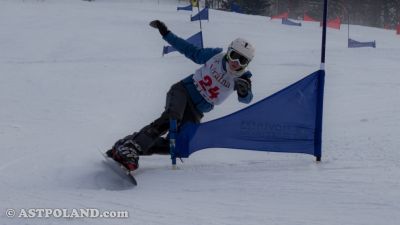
[{"x1": 114, "y1": 81, "x2": 203, "y2": 155}]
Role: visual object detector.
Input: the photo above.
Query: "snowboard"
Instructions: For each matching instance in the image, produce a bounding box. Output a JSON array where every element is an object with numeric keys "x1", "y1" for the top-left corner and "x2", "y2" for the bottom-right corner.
[{"x1": 100, "y1": 151, "x2": 138, "y2": 186}]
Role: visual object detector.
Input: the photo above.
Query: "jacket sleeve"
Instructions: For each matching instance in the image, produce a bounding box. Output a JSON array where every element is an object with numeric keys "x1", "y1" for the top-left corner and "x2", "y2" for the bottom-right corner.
[
  {"x1": 237, "y1": 71, "x2": 253, "y2": 104},
  {"x1": 163, "y1": 32, "x2": 223, "y2": 64}
]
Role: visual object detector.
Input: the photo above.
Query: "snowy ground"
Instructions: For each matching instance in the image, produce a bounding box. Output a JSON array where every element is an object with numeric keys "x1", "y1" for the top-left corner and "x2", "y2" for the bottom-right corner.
[{"x1": 1, "y1": 0, "x2": 399, "y2": 225}]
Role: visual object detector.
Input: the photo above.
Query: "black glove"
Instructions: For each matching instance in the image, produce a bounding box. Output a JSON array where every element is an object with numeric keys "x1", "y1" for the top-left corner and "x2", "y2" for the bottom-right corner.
[
  {"x1": 149, "y1": 20, "x2": 170, "y2": 37},
  {"x1": 234, "y1": 78, "x2": 251, "y2": 97}
]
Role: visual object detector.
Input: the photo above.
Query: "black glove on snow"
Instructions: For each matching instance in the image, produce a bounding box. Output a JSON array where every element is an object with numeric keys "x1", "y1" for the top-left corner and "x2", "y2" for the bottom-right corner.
[
  {"x1": 149, "y1": 20, "x2": 170, "y2": 37},
  {"x1": 234, "y1": 78, "x2": 251, "y2": 97}
]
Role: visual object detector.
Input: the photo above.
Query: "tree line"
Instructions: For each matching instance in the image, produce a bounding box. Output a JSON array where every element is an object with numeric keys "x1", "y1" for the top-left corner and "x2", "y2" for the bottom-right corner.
[{"x1": 203, "y1": 0, "x2": 400, "y2": 29}]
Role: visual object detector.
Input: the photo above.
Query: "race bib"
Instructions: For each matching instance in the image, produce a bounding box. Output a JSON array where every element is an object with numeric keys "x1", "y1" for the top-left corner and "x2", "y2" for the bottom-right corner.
[{"x1": 193, "y1": 53, "x2": 235, "y2": 105}]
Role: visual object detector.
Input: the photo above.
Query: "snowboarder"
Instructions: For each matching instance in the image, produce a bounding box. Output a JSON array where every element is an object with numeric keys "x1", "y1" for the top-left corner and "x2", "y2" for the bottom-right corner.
[{"x1": 107, "y1": 20, "x2": 255, "y2": 171}]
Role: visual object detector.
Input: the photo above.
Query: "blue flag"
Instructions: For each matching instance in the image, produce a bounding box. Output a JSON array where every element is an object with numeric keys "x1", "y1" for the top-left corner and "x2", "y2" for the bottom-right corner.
[
  {"x1": 231, "y1": 3, "x2": 242, "y2": 13},
  {"x1": 282, "y1": 18, "x2": 302, "y2": 27},
  {"x1": 175, "y1": 70, "x2": 325, "y2": 160},
  {"x1": 177, "y1": 4, "x2": 192, "y2": 11},
  {"x1": 191, "y1": 8, "x2": 209, "y2": 21},
  {"x1": 348, "y1": 38, "x2": 376, "y2": 48},
  {"x1": 163, "y1": 31, "x2": 203, "y2": 55}
]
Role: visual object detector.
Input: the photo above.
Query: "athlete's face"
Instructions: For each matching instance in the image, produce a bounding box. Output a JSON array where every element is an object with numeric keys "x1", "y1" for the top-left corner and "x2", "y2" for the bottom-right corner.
[
  {"x1": 228, "y1": 58, "x2": 243, "y2": 71},
  {"x1": 226, "y1": 48, "x2": 249, "y2": 72}
]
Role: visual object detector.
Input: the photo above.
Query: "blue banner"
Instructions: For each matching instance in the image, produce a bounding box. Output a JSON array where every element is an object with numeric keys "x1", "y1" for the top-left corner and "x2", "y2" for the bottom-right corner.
[
  {"x1": 231, "y1": 3, "x2": 242, "y2": 13},
  {"x1": 348, "y1": 38, "x2": 376, "y2": 48},
  {"x1": 175, "y1": 70, "x2": 325, "y2": 160},
  {"x1": 163, "y1": 31, "x2": 203, "y2": 55},
  {"x1": 191, "y1": 8, "x2": 209, "y2": 21},
  {"x1": 282, "y1": 18, "x2": 302, "y2": 27},
  {"x1": 177, "y1": 4, "x2": 192, "y2": 11}
]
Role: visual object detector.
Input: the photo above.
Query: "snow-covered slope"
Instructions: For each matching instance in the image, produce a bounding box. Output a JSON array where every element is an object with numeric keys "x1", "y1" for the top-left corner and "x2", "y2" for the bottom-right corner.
[{"x1": 1, "y1": 1, "x2": 399, "y2": 225}]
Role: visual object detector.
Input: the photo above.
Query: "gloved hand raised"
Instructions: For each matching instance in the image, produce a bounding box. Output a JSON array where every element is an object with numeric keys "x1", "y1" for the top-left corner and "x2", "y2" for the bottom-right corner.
[
  {"x1": 149, "y1": 20, "x2": 170, "y2": 37},
  {"x1": 234, "y1": 78, "x2": 251, "y2": 97}
]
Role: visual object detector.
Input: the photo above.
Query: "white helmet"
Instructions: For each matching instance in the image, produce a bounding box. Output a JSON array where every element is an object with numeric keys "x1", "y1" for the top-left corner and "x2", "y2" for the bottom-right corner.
[
  {"x1": 226, "y1": 38, "x2": 255, "y2": 77},
  {"x1": 228, "y1": 38, "x2": 255, "y2": 62}
]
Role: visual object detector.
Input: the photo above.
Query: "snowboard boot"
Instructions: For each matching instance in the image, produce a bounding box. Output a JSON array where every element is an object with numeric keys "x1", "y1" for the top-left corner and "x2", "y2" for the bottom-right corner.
[{"x1": 106, "y1": 140, "x2": 141, "y2": 171}]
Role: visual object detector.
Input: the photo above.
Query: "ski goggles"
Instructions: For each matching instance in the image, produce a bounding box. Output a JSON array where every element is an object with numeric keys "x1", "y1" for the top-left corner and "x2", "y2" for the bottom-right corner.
[{"x1": 227, "y1": 48, "x2": 250, "y2": 67}]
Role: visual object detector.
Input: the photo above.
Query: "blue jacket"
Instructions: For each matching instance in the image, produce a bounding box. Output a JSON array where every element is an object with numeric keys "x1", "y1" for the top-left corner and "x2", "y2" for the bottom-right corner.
[{"x1": 163, "y1": 32, "x2": 253, "y2": 113}]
